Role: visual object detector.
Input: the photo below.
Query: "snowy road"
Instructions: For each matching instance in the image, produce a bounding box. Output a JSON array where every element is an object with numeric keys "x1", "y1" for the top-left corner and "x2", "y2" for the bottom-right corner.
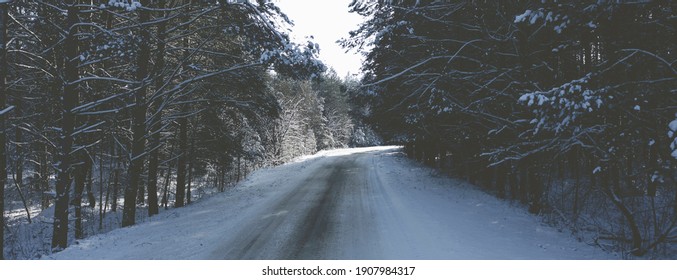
[
  {"x1": 210, "y1": 147, "x2": 425, "y2": 259},
  {"x1": 210, "y1": 151, "x2": 381, "y2": 259},
  {"x1": 50, "y1": 147, "x2": 612, "y2": 259}
]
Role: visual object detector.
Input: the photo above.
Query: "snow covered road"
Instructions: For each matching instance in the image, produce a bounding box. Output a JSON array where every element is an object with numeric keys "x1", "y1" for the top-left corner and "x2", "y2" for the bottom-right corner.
[{"x1": 49, "y1": 146, "x2": 612, "y2": 259}]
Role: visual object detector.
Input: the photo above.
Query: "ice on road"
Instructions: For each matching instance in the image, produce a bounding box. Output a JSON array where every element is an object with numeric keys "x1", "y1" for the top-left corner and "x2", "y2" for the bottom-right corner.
[{"x1": 49, "y1": 146, "x2": 612, "y2": 259}]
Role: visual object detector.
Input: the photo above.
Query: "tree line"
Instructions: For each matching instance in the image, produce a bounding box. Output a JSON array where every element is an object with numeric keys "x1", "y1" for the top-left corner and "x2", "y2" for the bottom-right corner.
[
  {"x1": 0, "y1": 0, "x2": 374, "y2": 259},
  {"x1": 344, "y1": 0, "x2": 676, "y2": 258}
]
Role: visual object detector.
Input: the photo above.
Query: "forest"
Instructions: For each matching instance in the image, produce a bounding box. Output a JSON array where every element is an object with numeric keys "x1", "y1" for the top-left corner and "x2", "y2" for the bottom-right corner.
[
  {"x1": 0, "y1": 0, "x2": 379, "y2": 259},
  {"x1": 343, "y1": 0, "x2": 676, "y2": 258},
  {"x1": 1, "y1": 0, "x2": 676, "y2": 260}
]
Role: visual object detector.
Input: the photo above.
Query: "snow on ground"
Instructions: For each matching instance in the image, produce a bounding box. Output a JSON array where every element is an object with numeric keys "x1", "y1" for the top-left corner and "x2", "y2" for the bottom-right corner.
[{"x1": 45, "y1": 146, "x2": 614, "y2": 260}]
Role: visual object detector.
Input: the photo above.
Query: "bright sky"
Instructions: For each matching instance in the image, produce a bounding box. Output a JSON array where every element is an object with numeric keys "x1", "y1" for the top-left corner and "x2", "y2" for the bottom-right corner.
[{"x1": 274, "y1": 0, "x2": 364, "y2": 78}]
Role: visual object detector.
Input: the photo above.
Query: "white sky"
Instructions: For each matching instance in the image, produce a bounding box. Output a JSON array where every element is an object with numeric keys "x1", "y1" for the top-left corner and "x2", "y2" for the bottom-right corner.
[{"x1": 274, "y1": 0, "x2": 364, "y2": 78}]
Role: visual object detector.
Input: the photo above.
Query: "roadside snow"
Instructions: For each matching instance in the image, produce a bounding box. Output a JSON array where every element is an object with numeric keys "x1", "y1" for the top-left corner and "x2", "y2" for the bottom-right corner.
[{"x1": 46, "y1": 146, "x2": 613, "y2": 259}]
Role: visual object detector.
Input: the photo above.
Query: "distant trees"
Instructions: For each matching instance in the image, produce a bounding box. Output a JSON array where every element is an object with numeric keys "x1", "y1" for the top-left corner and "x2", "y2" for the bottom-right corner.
[
  {"x1": 345, "y1": 0, "x2": 676, "y2": 257},
  {"x1": 315, "y1": 72, "x2": 355, "y2": 149},
  {"x1": 266, "y1": 71, "x2": 359, "y2": 163}
]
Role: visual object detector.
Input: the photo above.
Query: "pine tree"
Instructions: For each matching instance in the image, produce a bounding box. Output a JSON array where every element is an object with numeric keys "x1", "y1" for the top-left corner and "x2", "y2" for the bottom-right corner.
[{"x1": 52, "y1": 0, "x2": 80, "y2": 251}]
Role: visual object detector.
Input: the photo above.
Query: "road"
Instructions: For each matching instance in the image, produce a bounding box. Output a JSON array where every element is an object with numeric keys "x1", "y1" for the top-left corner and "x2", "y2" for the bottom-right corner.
[
  {"x1": 209, "y1": 149, "x2": 401, "y2": 259},
  {"x1": 50, "y1": 147, "x2": 611, "y2": 260}
]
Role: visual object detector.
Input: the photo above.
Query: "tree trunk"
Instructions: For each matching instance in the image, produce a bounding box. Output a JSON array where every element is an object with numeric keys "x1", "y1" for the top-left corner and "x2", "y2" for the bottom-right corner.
[
  {"x1": 175, "y1": 112, "x2": 188, "y2": 208},
  {"x1": 518, "y1": 160, "x2": 528, "y2": 204},
  {"x1": 481, "y1": 165, "x2": 493, "y2": 190},
  {"x1": 572, "y1": 149, "x2": 581, "y2": 221},
  {"x1": 146, "y1": 128, "x2": 161, "y2": 215},
  {"x1": 187, "y1": 135, "x2": 194, "y2": 205},
  {"x1": 495, "y1": 164, "x2": 506, "y2": 199},
  {"x1": 73, "y1": 156, "x2": 91, "y2": 239},
  {"x1": 527, "y1": 167, "x2": 542, "y2": 214},
  {"x1": 171, "y1": 0, "x2": 193, "y2": 207},
  {"x1": 162, "y1": 163, "x2": 172, "y2": 210},
  {"x1": 40, "y1": 143, "x2": 50, "y2": 210},
  {"x1": 122, "y1": 0, "x2": 151, "y2": 227},
  {"x1": 508, "y1": 163, "x2": 519, "y2": 200},
  {"x1": 0, "y1": 2, "x2": 8, "y2": 260},
  {"x1": 136, "y1": 171, "x2": 145, "y2": 205},
  {"x1": 14, "y1": 100, "x2": 22, "y2": 189},
  {"x1": 111, "y1": 143, "x2": 119, "y2": 212},
  {"x1": 52, "y1": 2, "x2": 80, "y2": 251},
  {"x1": 146, "y1": 0, "x2": 167, "y2": 217},
  {"x1": 86, "y1": 165, "x2": 95, "y2": 208},
  {"x1": 98, "y1": 145, "x2": 105, "y2": 231}
]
